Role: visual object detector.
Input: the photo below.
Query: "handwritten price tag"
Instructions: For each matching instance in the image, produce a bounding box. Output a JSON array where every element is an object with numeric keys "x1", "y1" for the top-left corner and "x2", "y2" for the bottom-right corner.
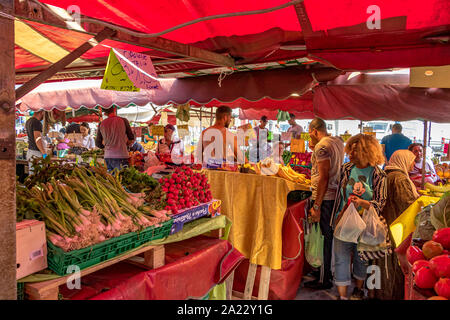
[
  {"x1": 291, "y1": 138, "x2": 305, "y2": 153},
  {"x1": 114, "y1": 48, "x2": 161, "y2": 90},
  {"x1": 177, "y1": 125, "x2": 189, "y2": 138},
  {"x1": 151, "y1": 125, "x2": 165, "y2": 136}
]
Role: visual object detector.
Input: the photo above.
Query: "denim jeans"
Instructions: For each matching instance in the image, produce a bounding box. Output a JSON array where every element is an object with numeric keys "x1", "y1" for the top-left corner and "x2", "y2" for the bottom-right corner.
[
  {"x1": 311, "y1": 199, "x2": 334, "y2": 283},
  {"x1": 333, "y1": 237, "x2": 368, "y2": 286},
  {"x1": 105, "y1": 158, "x2": 129, "y2": 172}
]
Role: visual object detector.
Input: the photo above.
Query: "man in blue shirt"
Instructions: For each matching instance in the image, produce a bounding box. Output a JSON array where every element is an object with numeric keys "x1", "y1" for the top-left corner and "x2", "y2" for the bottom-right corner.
[{"x1": 381, "y1": 123, "x2": 412, "y2": 163}]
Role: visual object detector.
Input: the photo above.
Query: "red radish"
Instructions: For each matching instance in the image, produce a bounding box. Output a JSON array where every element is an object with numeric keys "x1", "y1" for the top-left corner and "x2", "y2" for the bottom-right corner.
[
  {"x1": 412, "y1": 260, "x2": 430, "y2": 274},
  {"x1": 414, "y1": 266, "x2": 438, "y2": 289},
  {"x1": 407, "y1": 246, "x2": 425, "y2": 264},
  {"x1": 429, "y1": 255, "x2": 450, "y2": 278},
  {"x1": 434, "y1": 278, "x2": 450, "y2": 299},
  {"x1": 433, "y1": 228, "x2": 450, "y2": 250}
]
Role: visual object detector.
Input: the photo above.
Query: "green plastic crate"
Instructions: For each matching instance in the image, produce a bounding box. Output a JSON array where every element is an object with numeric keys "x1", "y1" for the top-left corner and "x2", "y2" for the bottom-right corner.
[
  {"x1": 48, "y1": 219, "x2": 173, "y2": 276},
  {"x1": 17, "y1": 282, "x2": 24, "y2": 300}
]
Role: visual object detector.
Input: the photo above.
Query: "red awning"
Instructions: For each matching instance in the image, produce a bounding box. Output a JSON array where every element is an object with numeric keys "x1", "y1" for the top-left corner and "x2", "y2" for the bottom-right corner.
[
  {"x1": 15, "y1": 0, "x2": 450, "y2": 78},
  {"x1": 19, "y1": 68, "x2": 339, "y2": 111}
]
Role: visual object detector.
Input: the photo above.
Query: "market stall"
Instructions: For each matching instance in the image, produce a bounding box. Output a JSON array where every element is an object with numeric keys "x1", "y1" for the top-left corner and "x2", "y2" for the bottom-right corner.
[{"x1": 15, "y1": 156, "x2": 244, "y2": 300}]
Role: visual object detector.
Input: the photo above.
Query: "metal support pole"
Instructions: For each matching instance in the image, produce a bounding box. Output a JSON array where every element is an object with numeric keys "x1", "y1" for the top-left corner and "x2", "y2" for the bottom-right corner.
[
  {"x1": 421, "y1": 121, "x2": 428, "y2": 189},
  {"x1": 0, "y1": 0, "x2": 17, "y2": 300}
]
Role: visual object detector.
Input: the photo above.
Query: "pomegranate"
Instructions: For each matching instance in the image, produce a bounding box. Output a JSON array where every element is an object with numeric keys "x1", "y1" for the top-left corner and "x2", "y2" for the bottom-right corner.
[
  {"x1": 412, "y1": 260, "x2": 430, "y2": 274},
  {"x1": 407, "y1": 246, "x2": 425, "y2": 264},
  {"x1": 422, "y1": 241, "x2": 444, "y2": 260},
  {"x1": 429, "y1": 255, "x2": 450, "y2": 278},
  {"x1": 414, "y1": 266, "x2": 438, "y2": 289},
  {"x1": 427, "y1": 296, "x2": 448, "y2": 300},
  {"x1": 434, "y1": 278, "x2": 450, "y2": 299},
  {"x1": 433, "y1": 228, "x2": 450, "y2": 250}
]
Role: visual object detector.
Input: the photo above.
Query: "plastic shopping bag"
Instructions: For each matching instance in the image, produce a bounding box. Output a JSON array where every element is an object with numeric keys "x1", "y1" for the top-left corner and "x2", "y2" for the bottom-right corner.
[
  {"x1": 305, "y1": 223, "x2": 324, "y2": 268},
  {"x1": 334, "y1": 203, "x2": 366, "y2": 244},
  {"x1": 359, "y1": 206, "x2": 387, "y2": 246}
]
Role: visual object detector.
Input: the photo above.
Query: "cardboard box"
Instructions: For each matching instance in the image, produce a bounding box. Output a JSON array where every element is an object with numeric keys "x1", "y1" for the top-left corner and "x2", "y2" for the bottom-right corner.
[{"x1": 16, "y1": 220, "x2": 48, "y2": 279}]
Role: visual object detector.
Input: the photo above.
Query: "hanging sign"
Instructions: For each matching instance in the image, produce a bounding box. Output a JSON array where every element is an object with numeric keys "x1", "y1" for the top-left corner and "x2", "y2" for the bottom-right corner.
[
  {"x1": 114, "y1": 48, "x2": 161, "y2": 90},
  {"x1": 151, "y1": 125, "x2": 165, "y2": 136},
  {"x1": 410, "y1": 65, "x2": 450, "y2": 88},
  {"x1": 300, "y1": 132, "x2": 311, "y2": 141},
  {"x1": 101, "y1": 49, "x2": 139, "y2": 92},
  {"x1": 291, "y1": 138, "x2": 306, "y2": 153},
  {"x1": 177, "y1": 125, "x2": 189, "y2": 138},
  {"x1": 101, "y1": 48, "x2": 161, "y2": 92}
]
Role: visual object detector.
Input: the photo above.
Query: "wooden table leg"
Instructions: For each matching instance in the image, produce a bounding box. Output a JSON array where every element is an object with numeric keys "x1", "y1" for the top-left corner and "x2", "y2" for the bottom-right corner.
[
  {"x1": 143, "y1": 245, "x2": 165, "y2": 269},
  {"x1": 257, "y1": 266, "x2": 271, "y2": 300},
  {"x1": 243, "y1": 263, "x2": 257, "y2": 300},
  {"x1": 225, "y1": 271, "x2": 235, "y2": 300},
  {"x1": 26, "y1": 285, "x2": 59, "y2": 300}
]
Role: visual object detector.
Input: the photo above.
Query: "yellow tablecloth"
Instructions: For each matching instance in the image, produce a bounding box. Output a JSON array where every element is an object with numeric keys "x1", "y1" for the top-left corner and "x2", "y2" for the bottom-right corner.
[{"x1": 204, "y1": 170, "x2": 310, "y2": 270}]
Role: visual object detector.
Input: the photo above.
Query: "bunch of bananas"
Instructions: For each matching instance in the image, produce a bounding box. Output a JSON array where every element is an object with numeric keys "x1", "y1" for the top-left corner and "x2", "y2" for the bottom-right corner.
[
  {"x1": 253, "y1": 158, "x2": 311, "y2": 186},
  {"x1": 420, "y1": 182, "x2": 450, "y2": 198},
  {"x1": 277, "y1": 165, "x2": 310, "y2": 185}
]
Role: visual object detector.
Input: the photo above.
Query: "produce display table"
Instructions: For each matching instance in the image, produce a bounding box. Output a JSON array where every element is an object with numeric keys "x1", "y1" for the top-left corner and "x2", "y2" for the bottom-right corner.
[
  {"x1": 204, "y1": 170, "x2": 309, "y2": 270},
  {"x1": 204, "y1": 170, "x2": 310, "y2": 300},
  {"x1": 22, "y1": 215, "x2": 236, "y2": 300}
]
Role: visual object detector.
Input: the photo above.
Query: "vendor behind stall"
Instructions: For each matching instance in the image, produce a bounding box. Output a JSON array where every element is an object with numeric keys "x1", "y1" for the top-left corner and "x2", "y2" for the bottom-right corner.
[
  {"x1": 156, "y1": 124, "x2": 184, "y2": 157},
  {"x1": 196, "y1": 106, "x2": 240, "y2": 166},
  {"x1": 25, "y1": 110, "x2": 46, "y2": 172},
  {"x1": 80, "y1": 122, "x2": 95, "y2": 150},
  {"x1": 408, "y1": 143, "x2": 439, "y2": 186},
  {"x1": 95, "y1": 106, "x2": 135, "y2": 171}
]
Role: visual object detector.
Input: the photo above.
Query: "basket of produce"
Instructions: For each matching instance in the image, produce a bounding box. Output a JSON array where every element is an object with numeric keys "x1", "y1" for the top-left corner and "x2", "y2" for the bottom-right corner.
[
  {"x1": 17, "y1": 160, "x2": 172, "y2": 275},
  {"x1": 404, "y1": 193, "x2": 450, "y2": 300},
  {"x1": 47, "y1": 219, "x2": 172, "y2": 276},
  {"x1": 17, "y1": 282, "x2": 24, "y2": 300}
]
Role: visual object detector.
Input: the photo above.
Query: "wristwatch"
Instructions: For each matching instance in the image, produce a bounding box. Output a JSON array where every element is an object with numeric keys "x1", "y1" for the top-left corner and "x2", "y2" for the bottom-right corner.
[{"x1": 313, "y1": 203, "x2": 320, "y2": 211}]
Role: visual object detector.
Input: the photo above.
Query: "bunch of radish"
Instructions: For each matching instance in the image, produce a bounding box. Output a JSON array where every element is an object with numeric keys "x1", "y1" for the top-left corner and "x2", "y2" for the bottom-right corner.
[{"x1": 160, "y1": 166, "x2": 212, "y2": 214}]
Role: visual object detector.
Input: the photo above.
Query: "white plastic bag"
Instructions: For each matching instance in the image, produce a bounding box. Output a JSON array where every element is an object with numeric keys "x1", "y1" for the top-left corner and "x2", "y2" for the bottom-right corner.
[
  {"x1": 334, "y1": 203, "x2": 367, "y2": 243},
  {"x1": 359, "y1": 206, "x2": 387, "y2": 246}
]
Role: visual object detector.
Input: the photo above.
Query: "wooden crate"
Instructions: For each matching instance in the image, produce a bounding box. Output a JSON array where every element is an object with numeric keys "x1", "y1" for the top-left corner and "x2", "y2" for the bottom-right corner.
[
  {"x1": 25, "y1": 244, "x2": 165, "y2": 300},
  {"x1": 16, "y1": 220, "x2": 48, "y2": 280}
]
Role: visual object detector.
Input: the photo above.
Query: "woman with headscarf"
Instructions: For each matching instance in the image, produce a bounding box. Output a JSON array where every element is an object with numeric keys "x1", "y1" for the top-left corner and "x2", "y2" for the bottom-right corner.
[{"x1": 371, "y1": 149, "x2": 420, "y2": 300}]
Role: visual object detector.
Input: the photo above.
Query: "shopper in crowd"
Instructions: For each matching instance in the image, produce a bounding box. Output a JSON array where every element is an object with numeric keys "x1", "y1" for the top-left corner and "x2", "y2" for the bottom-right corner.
[
  {"x1": 287, "y1": 113, "x2": 303, "y2": 139},
  {"x1": 305, "y1": 117, "x2": 345, "y2": 290},
  {"x1": 381, "y1": 123, "x2": 412, "y2": 163},
  {"x1": 370, "y1": 149, "x2": 419, "y2": 300},
  {"x1": 196, "y1": 106, "x2": 240, "y2": 166},
  {"x1": 156, "y1": 124, "x2": 184, "y2": 159},
  {"x1": 332, "y1": 134, "x2": 387, "y2": 300},
  {"x1": 95, "y1": 106, "x2": 134, "y2": 172},
  {"x1": 250, "y1": 115, "x2": 271, "y2": 162},
  {"x1": 25, "y1": 110, "x2": 47, "y2": 172},
  {"x1": 79, "y1": 122, "x2": 95, "y2": 150},
  {"x1": 408, "y1": 143, "x2": 439, "y2": 186}
]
